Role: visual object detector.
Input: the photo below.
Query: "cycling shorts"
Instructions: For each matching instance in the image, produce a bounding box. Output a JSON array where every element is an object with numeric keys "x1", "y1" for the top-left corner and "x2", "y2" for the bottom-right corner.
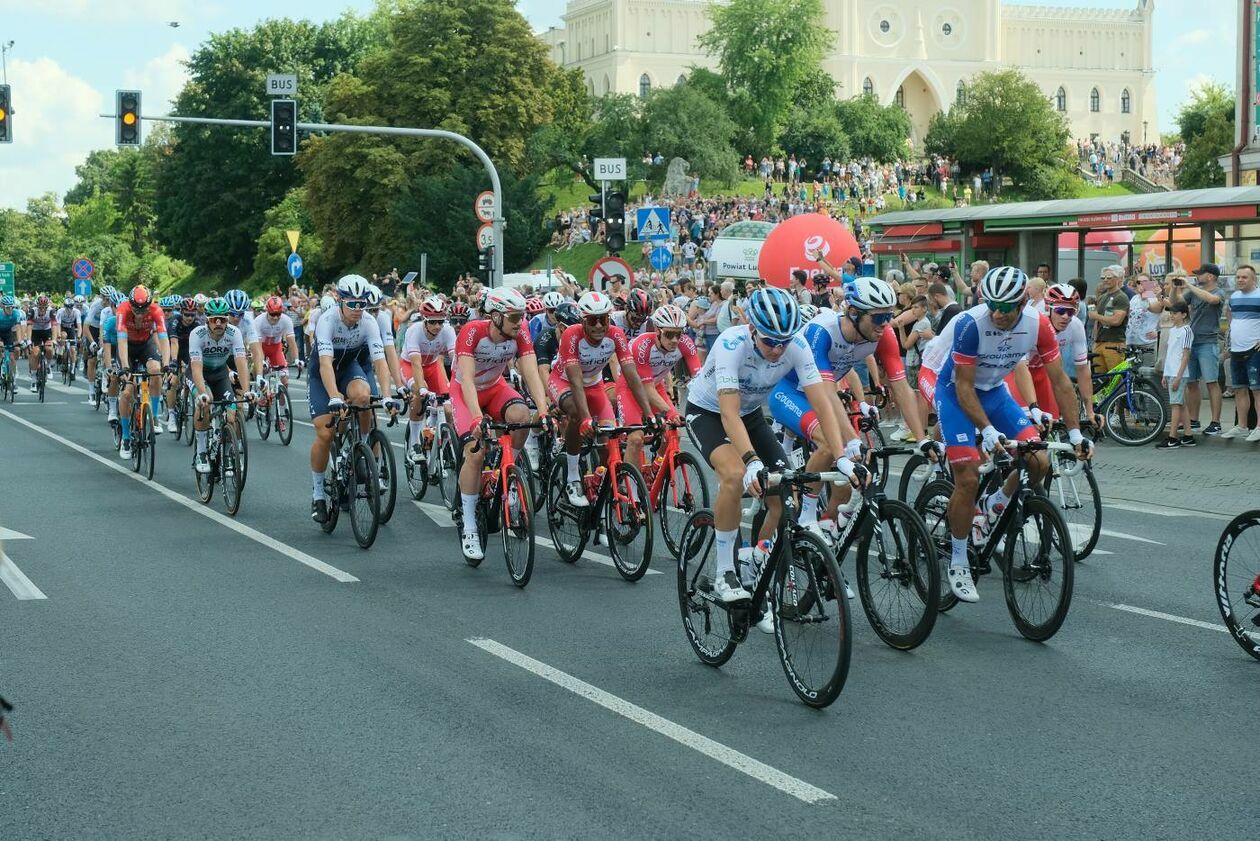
[
  {"x1": 1002, "y1": 367, "x2": 1057, "y2": 418},
  {"x1": 262, "y1": 341, "x2": 288, "y2": 370},
  {"x1": 61, "y1": 327, "x2": 79, "y2": 342},
  {"x1": 0, "y1": 328, "x2": 14, "y2": 350},
  {"x1": 201, "y1": 367, "x2": 236, "y2": 403},
  {"x1": 935, "y1": 379, "x2": 1038, "y2": 465},
  {"x1": 686, "y1": 405, "x2": 789, "y2": 472},
  {"x1": 307, "y1": 359, "x2": 368, "y2": 419},
  {"x1": 400, "y1": 358, "x2": 449, "y2": 396},
  {"x1": 618, "y1": 380, "x2": 671, "y2": 427},
  {"x1": 548, "y1": 371, "x2": 615, "y2": 425},
  {"x1": 768, "y1": 381, "x2": 822, "y2": 443},
  {"x1": 126, "y1": 338, "x2": 161, "y2": 373},
  {"x1": 31, "y1": 328, "x2": 52, "y2": 346},
  {"x1": 451, "y1": 377, "x2": 527, "y2": 438},
  {"x1": 87, "y1": 325, "x2": 100, "y2": 343}
]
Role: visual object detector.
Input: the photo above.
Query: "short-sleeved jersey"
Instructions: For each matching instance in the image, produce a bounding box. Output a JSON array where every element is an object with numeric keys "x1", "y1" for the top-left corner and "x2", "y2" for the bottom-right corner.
[
  {"x1": 402, "y1": 321, "x2": 456, "y2": 366},
  {"x1": 939, "y1": 304, "x2": 1060, "y2": 392},
  {"x1": 628, "y1": 331, "x2": 700, "y2": 384},
  {"x1": 453, "y1": 319, "x2": 534, "y2": 389},
  {"x1": 687, "y1": 325, "x2": 822, "y2": 415},
  {"x1": 26, "y1": 305, "x2": 55, "y2": 331},
  {"x1": 374, "y1": 310, "x2": 396, "y2": 347},
  {"x1": 554, "y1": 323, "x2": 633, "y2": 386},
  {"x1": 173, "y1": 313, "x2": 205, "y2": 345},
  {"x1": 0, "y1": 308, "x2": 23, "y2": 332},
  {"x1": 534, "y1": 325, "x2": 561, "y2": 368},
  {"x1": 1029, "y1": 315, "x2": 1087, "y2": 370},
  {"x1": 56, "y1": 306, "x2": 82, "y2": 330},
  {"x1": 794, "y1": 309, "x2": 905, "y2": 386},
  {"x1": 189, "y1": 324, "x2": 247, "y2": 371},
  {"x1": 315, "y1": 310, "x2": 385, "y2": 365},
  {"x1": 255, "y1": 313, "x2": 295, "y2": 345},
  {"x1": 233, "y1": 311, "x2": 259, "y2": 344},
  {"x1": 101, "y1": 314, "x2": 119, "y2": 346},
  {"x1": 919, "y1": 314, "x2": 962, "y2": 375},
  {"x1": 611, "y1": 310, "x2": 651, "y2": 340},
  {"x1": 529, "y1": 312, "x2": 551, "y2": 344},
  {"x1": 114, "y1": 301, "x2": 168, "y2": 343},
  {"x1": 85, "y1": 298, "x2": 105, "y2": 328}
]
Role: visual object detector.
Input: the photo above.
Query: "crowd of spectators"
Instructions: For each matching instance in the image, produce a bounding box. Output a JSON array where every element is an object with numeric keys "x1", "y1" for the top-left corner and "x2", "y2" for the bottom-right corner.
[{"x1": 1077, "y1": 138, "x2": 1183, "y2": 188}]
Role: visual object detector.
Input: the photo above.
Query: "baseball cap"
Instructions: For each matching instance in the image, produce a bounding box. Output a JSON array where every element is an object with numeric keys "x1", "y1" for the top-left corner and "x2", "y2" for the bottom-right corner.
[
  {"x1": 1192, "y1": 263, "x2": 1221, "y2": 276},
  {"x1": 845, "y1": 256, "x2": 863, "y2": 270}
]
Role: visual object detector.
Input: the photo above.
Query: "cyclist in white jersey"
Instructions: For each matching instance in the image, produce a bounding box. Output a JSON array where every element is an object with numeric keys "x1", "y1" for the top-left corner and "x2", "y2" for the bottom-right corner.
[
  {"x1": 934, "y1": 267, "x2": 1090, "y2": 603},
  {"x1": 189, "y1": 297, "x2": 254, "y2": 473},
  {"x1": 401, "y1": 298, "x2": 457, "y2": 461},
  {"x1": 362, "y1": 284, "x2": 406, "y2": 401},
  {"x1": 686, "y1": 287, "x2": 863, "y2": 603},
  {"x1": 257, "y1": 296, "x2": 301, "y2": 383},
  {"x1": 224, "y1": 289, "x2": 265, "y2": 396}
]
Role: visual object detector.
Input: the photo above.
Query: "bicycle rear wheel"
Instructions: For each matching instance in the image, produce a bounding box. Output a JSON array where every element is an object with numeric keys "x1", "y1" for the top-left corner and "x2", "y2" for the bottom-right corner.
[
  {"x1": 897, "y1": 453, "x2": 945, "y2": 505},
  {"x1": 276, "y1": 386, "x2": 293, "y2": 445},
  {"x1": 1001, "y1": 495, "x2": 1073, "y2": 641},
  {"x1": 347, "y1": 442, "x2": 380, "y2": 548},
  {"x1": 321, "y1": 457, "x2": 341, "y2": 534},
  {"x1": 773, "y1": 529, "x2": 852, "y2": 708},
  {"x1": 658, "y1": 451, "x2": 710, "y2": 560},
  {"x1": 854, "y1": 498, "x2": 940, "y2": 650},
  {"x1": 194, "y1": 441, "x2": 215, "y2": 503},
  {"x1": 231, "y1": 412, "x2": 249, "y2": 489},
  {"x1": 221, "y1": 423, "x2": 243, "y2": 516},
  {"x1": 1213, "y1": 510, "x2": 1260, "y2": 661},
  {"x1": 1102, "y1": 388, "x2": 1165, "y2": 446},
  {"x1": 859, "y1": 422, "x2": 889, "y2": 491},
  {"x1": 366, "y1": 428, "x2": 397, "y2": 525},
  {"x1": 545, "y1": 456, "x2": 589, "y2": 563},
  {"x1": 605, "y1": 462, "x2": 653, "y2": 581},
  {"x1": 501, "y1": 465, "x2": 535, "y2": 588},
  {"x1": 437, "y1": 423, "x2": 460, "y2": 511},
  {"x1": 675, "y1": 509, "x2": 738, "y2": 667},
  {"x1": 1043, "y1": 454, "x2": 1101, "y2": 562},
  {"x1": 913, "y1": 478, "x2": 961, "y2": 613}
]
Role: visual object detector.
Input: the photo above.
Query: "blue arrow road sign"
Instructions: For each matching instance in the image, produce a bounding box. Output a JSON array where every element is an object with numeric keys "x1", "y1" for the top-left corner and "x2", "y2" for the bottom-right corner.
[
  {"x1": 73, "y1": 279, "x2": 92, "y2": 298},
  {"x1": 637, "y1": 207, "x2": 671, "y2": 242},
  {"x1": 650, "y1": 246, "x2": 673, "y2": 271},
  {"x1": 287, "y1": 252, "x2": 303, "y2": 280}
]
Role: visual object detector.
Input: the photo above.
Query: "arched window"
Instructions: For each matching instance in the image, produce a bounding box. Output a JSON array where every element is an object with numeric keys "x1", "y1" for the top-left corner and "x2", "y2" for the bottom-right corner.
[
  {"x1": 1090, "y1": 87, "x2": 1100, "y2": 112},
  {"x1": 1055, "y1": 86, "x2": 1066, "y2": 112},
  {"x1": 955, "y1": 81, "x2": 967, "y2": 107},
  {"x1": 558, "y1": 43, "x2": 566, "y2": 65},
  {"x1": 603, "y1": 75, "x2": 611, "y2": 95},
  {"x1": 588, "y1": 79, "x2": 595, "y2": 96},
  {"x1": 605, "y1": 34, "x2": 609, "y2": 53},
  {"x1": 677, "y1": 74, "x2": 687, "y2": 86},
  {"x1": 639, "y1": 73, "x2": 652, "y2": 98},
  {"x1": 1121, "y1": 89, "x2": 1131, "y2": 114},
  {"x1": 895, "y1": 86, "x2": 904, "y2": 108},
  {"x1": 862, "y1": 77, "x2": 874, "y2": 97}
]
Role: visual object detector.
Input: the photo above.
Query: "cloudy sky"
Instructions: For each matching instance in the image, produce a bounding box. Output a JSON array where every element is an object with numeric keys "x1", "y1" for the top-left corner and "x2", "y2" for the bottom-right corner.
[{"x1": 0, "y1": 0, "x2": 1236, "y2": 210}]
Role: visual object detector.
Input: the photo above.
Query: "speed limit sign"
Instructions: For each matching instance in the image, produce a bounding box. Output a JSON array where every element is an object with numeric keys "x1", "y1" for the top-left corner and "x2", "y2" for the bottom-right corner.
[{"x1": 475, "y1": 223, "x2": 494, "y2": 250}]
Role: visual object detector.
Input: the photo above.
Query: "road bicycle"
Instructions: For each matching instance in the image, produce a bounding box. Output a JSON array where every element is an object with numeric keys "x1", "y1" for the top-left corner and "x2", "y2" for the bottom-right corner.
[
  {"x1": 319, "y1": 400, "x2": 384, "y2": 549},
  {"x1": 58, "y1": 339, "x2": 76, "y2": 386},
  {"x1": 120, "y1": 370, "x2": 158, "y2": 480},
  {"x1": 456, "y1": 417, "x2": 542, "y2": 588},
  {"x1": 32, "y1": 343, "x2": 50, "y2": 403},
  {"x1": 403, "y1": 393, "x2": 458, "y2": 506},
  {"x1": 193, "y1": 398, "x2": 248, "y2": 516},
  {"x1": 545, "y1": 423, "x2": 654, "y2": 582},
  {"x1": 1043, "y1": 421, "x2": 1102, "y2": 562},
  {"x1": 677, "y1": 468, "x2": 854, "y2": 708},
  {"x1": 638, "y1": 419, "x2": 709, "y2": 559},
  {"x1": 253, "y1": 364, "x2": 294, "y2": 446},
  {"x1": 0, "y1": 346, "x2": 16, "y2": 403},
  {"x1": 1213, "y1": 509, "x2": 1260, "y2": 661},
  {"x1": 837, "y1": 388, "x2": 889, "y2": 490},
  {"x1": 1090, "y1": 346, "x2": 1166, "y2": 446},
  {"x1": 913, "y1": 440, "x2": 1075, "y2": 640},
  {"x1": 361, "y1": 402, "x2": 399, "y2": 526}
]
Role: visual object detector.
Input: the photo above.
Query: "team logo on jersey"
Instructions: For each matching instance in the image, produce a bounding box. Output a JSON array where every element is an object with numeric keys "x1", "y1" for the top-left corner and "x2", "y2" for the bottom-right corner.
[{"x1": 722, "y1": 336, "x2": 744, "y2": 351}]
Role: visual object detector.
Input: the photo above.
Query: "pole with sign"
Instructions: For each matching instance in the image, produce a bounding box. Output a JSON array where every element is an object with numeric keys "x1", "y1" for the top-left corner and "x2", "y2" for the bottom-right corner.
[{"x1": 0, "y1": 262, "x2": 15, "y2": 296}]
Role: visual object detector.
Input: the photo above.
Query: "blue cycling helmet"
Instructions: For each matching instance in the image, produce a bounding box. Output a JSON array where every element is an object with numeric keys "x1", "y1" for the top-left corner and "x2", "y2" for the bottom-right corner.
[
  {"x1": 1, "y1": 294, "x2": 15, "y2": 307},
  {"x1": 100, "y1": 285, "x2": 117, "y2": 300},
  {"x1": 745, "y1": 286, "x2": 801, "y2": 341},
  {"x1": 223, "y1": 289, "x2": 250, "y2": 314},
  {"x1": 110, "y1": 291, "x2": 126, "y2": 306}
]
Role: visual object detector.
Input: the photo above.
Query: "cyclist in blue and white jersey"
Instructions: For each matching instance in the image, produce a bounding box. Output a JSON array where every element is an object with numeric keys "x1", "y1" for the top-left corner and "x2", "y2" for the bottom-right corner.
[
  {"x1": 530, "y1": 291, "x2": 567, "y2": 343},
  {"x1": 935, "y1": 266, "x2": 1090, "y2": 603},
  {"x1": 54, "y1": 297, "x2": 83, "y2": 374},
  {"x1": 360, "y1": 283, "x2": 406, "y2": 402},
  {"x1": 189, "y1": 297, "x2": 255, "y2": 474},
  {"x1": 100, "y1": 300, "x2": 122, "y2": 422},
  {"x1": 686, "y1": 286, "x2": 863, "y2": 604},
  {"x1": 1, "y1": 295, "x2": 26, "y2": 361},
  {"x1": 224, "y1": 289, "x2": 265, "y2": 396}
]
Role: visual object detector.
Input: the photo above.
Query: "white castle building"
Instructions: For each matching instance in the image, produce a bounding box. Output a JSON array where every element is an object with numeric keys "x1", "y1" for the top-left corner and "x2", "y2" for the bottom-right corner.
[{"x1": 539, "y1": 0, "x2": 1158, "y2": 146}]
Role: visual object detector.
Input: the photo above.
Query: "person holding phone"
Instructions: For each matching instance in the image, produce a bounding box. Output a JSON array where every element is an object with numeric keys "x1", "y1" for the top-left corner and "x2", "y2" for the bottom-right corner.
[{"x1": 1125, "y1": 273, "x2": 1160, "y2": 365}]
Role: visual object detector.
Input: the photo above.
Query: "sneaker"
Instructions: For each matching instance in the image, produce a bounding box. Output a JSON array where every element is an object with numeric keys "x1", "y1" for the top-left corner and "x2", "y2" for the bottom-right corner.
[
  {"x1": 713, "y1": 570, "x2": 751, "y2": 603},
  {"x1": 1219, "y1": 425, "x2": 1248, "y2": 440},
  {"x1": 1154, "y1": 438, "x2": 1181, "y2": 450},
  {"x1": 194, "y1": 452, "x2": 211, "y2": 474},
  {"x1": 119, "y1": 442, "x2": 132, "y2": 459},
  {"x1": 756, "y1": 601, "x2": 775, "y2": 634},
  {"x1": 461, "y1": 531, "x2": 484, "y2": 561},
  {"x1": 565, "y1": 480, "x2": 589, "y2": 507},
  {"x1": 30, "y1": 382, "x2": 38, "y2": 393},
  {"x1": 311, "y1": 499, "x2": 328, "y2": 523},
  {"x1": 890, "y1": 425, "x2": 913, "y2": 442},
  {"x1": 948, "y1": 566, "x2": 979, "y2": 603},
  {"x1": 1247, "y1": 428, "x2": 1260, "y2": 443},
  {"x1": 152, "y1": 423, "x2": 163, "y2": 436},
  {"x1": 1179, "y1": 436, "x2": 1197, "y2": 447},
  {"x1": 1204, "y1": 421, "x2": 1223, "y2": 436},
  {"x1": 1190, "y1": 419, "x2": 1201, "y2": 430}
]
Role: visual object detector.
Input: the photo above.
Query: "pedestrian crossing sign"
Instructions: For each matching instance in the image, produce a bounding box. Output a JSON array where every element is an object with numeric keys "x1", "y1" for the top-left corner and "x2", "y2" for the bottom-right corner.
[{"x1": 636, "y1": 207, "x2": 671, "y2": 242}]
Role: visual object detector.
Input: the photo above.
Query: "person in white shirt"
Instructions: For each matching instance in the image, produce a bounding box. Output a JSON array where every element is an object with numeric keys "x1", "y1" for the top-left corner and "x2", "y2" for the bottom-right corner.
[
  {"x1": 1157, "y1": 301, "x2": 1194, "y2": 449},
  {"x1": 1221, "y1": 264, "x2": 1260, "y2": 441}
]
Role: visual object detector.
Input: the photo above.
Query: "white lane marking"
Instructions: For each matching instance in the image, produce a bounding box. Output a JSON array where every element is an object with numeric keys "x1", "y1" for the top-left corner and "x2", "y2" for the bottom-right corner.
[
  {"x1": 1098, "y1": 528, "x2": 1163, "y2": 546},
  {"x1": 0, "y1": 552, "x2": 47, "y2": 600},
  {"x1": 0, "y1": 409, "x2": 359, "y2": 583},
  {"x1": 0, "y1": 527, "x2": 33, "y2": 541},
  {"x1": 534, "y1": 533, "x2": 664, "y2": 575},
  {"x1": 1091, "y1": 549, "x2": 1114, "y2": 556},
  {"x1": 1101, "y1": 500, "x2": 1232, "y2": 522},
  {"x1": 467, "y1": 637, "x2": 837, "y2": 805},
  {"x1": 1102, "y1": 602, "x2": 1228, "y2": 634},
  {"x1": 15, "y1": 375, "x2": 78, "y2": 395},
  {"x1": 415, "y1": 501, "x2": 455, "y2": 527},
  {"x1": 8, "y1": 400, "x2": 70, "y2": 405}
]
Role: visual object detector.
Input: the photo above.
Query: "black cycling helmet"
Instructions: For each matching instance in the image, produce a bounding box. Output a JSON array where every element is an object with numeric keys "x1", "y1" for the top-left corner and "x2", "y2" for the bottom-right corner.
[{"x1": 553, "y1": 301, "x2": 581, "y2": 327}]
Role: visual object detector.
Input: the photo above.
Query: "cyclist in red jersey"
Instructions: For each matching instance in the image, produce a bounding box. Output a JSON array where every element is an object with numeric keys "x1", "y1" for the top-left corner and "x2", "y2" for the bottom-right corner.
[
  {"x1": 452, "y1": 287, "x2": 550, "y2": 561},
  {"x1": 619, "y1": 304, "x2": 700, "y2": 471},
  {"x1": 115, "y1": 285, "x2": 172, "y2": 452}
]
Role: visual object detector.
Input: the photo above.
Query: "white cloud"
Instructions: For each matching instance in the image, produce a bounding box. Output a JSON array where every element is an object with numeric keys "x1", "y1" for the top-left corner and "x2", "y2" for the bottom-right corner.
[
  {"x1": 0, "y1": 0, "x2": 191, "y2": 23},
  {"x1": 122, "y1": 44, "x2": 191, "y2": 113},
  {"x1": 1184, "y1": 72, "x2": 1217, "y2": 96},
  {"x1": 0, "y1": 57, "x2": 105, "y2": 210},
  {"x1": 1174, "y1": 29, "x2": 1215, "y2": 48}
]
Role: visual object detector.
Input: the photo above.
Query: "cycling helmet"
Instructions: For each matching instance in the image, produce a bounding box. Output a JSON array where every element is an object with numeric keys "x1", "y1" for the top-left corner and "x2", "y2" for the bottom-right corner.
[
  {"x1": 577, "y1": 291, "x2": 613, "y2": 316},
  {"x1": 204, "y1": 297, "x2": 231, "y2": 317},
  {"x1": 129, "y1": 285, "x2": 151, "y2": 310},
  {"x1": 526, "y1": 296, "x2": 545, "y2": 315},
  {"x1": 364, "y1": 284, "x2": 384, "y2": 307},
  {"x1": 37, "y1": 294, "x2": 50, "y2": 307},
  {"x1": 745, "y1": 286, "x2": 801, "y2": 341},
  {"x1": 844, "y1": 278, "x2": 897, "y2": 311},
  {"x1": 320, "y1": 294, "x2": 337, "y2": 312},
  {"x1": 223, "y1": 289, "x2": 250, "y2": 314},
  {"x1": 799, "y1": 303, "x2": 820, "y2": 322},
  {"x1": 180, "y1": 297, "x2": 198, "y2": 314},
  {"x1": 110, "y1": 291, "x2": 125, "y2": 307},
  {"x1": 1, "y1": 294, "x2": 15, "y2": 307},
  {"x1": 483, "y1": 287, "x2": 527, "y2": 314},
  {"x1": 193, "y1": 293, "x2": 208, "y2": 306},
  {"x1": 336, "y1": 274, "x2": 370, "y2": 300},
  {"x1": 158, "y1": 296, "x2": 173, "y2": 309},
  {"x1": 979, "y1": 266, "x2": 1028, "y2": 304},
  {"x1": 542, "y1": 291, "x2": 566, "y2": 309},
  {"x1": 1044, "y1": 282, "x2": 1080, "y2": 308},
  {"x1": 100, "y1": 285, "x2": 117, "y2": 300},
  {"x1": 626, "y1": 288, "x2": 652, "y2": 316},
  {"x1": 265, "y1": 295, "x2": 285, "y2": 315},
  {"x1": 553, "y1": 301, "x2": 581, "y2": 327},
  {"x1": 74, "y1": 294, "x2": 85, "y2": 304},
  {"x1": 650, "y1": 304, "x2": 688, "y2": 330},
  {"x1": 419, "y1": 298, "x2": 447, "y2": 319},
  {"x1": 449, "y1": 301, "x2": 471, "y2": 320}
]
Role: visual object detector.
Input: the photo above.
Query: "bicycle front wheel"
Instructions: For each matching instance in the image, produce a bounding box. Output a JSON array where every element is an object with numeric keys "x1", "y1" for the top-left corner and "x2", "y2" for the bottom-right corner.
[
  {"x1": 221, "y1": 423, "x2": 244, "y2": 516},
  {"x1": 1043, "y1": 456, "x2": 1101, "y2": 562},
  {"x1": 773, "y1": 529, "x2": 852, "y2": 708},
  {"x1": 366, "y1": 428, "x2": 397, "y2": 525},
  {"x1": 855, "y1": 498, "x2": 940, "y2": 650},
  {"x1": 1001, "y1": 495, "x2": 1074, "y2": 641},
  {"x1": 545, "y1": 456, "x2": 589, "y2": 563},
  {"x1": 860, "y1": 422, "x2": 889, "y2": 491},
  {"x1": 194, "y1": 442, "x2": 215, "y2": 503},
  {"x1": 403, "y1": 423, "x2": 427, "y2": 501},
  {"x1": 500, "y1": 464, "x2": 535, "y2": 588},
  {"x1": 1213, "y1": 510, "x2": 1260, "y2": 661},
  {"x1": 347, "y1": 442, "x2": 380, "y2": 549},
  {"x1": 254, "y1": 395, "x2": 272, "y2": 440},
  {"x1": 1102, "y1": 388, "x2": 1165, "y2": 446},
  {"x1": 675, "y1": 509, "x2": 737, "y2": 667},
  {"x1": 606, "y1": 463, "x2": 654, "y2": 581},
  {"x1": 658, "y1": 451, "x2": 710, "y2": 560},
  {"x1": 277, "y1": 386, "x2": 294, "y2": 445},
  {"x1": 913, "y1": 478, "x2": 961, "y2": 612},
  {"x1": 436, "y1": 423, "x2": 460, "y2": 511}
]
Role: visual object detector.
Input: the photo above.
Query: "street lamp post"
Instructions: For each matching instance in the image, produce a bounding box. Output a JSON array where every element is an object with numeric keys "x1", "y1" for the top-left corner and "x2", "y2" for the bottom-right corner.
[{"x1": 1, "y1": 41, "x2": 14, "y2": 86}]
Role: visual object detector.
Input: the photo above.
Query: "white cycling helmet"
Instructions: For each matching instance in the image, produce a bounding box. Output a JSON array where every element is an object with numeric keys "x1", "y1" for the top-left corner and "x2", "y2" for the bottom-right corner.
[
  {"x1": 577, "y1": 291, "x2": 613, "y2": 316},
  {"x1": 979, "y1": 266, "x2": 1028, "y2": 304},
  {"x1": 73, "y1": 294, "x2": 85, "y2": 304},
  {"x1": 336, "y1": 273, "x2": 371, "y2": 299},
  {"x1": 364, "y1": 284, "x2": 384, "y2": 307},
  {"x1": 192, "y1": 293, "x2": 208, "y2": 306},
  {"x1": 482, "y1": 287, "x2": 527, "y2": 314},
  {"x1": 650, "y1": 304, "x2": 688, "y2": 330},
  {"x1": 844, "y1": 278, "x2": 897, "y2": 311},
  {"x1": 320, "y1": 294, "x2": 337, "y2": 312},
  {"x1": 542, "y1": 291, "x2": 566, "y2": 309},
  {"x1": 798, "y1": 303, "x2": 819, "y2": 322}
]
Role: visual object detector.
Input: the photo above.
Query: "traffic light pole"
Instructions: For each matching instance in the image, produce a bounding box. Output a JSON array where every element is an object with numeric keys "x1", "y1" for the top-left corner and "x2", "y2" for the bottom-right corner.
[{"x1": 99, "y1": 112, "x2": 508, "y2": 283}]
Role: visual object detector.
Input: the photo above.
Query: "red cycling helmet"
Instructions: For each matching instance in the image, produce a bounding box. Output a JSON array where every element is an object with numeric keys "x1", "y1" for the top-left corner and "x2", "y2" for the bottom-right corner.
[
  {"x1": 37, "y1": 294, "x2": 50, "y2": 307},
  {"x1": 626, "y1": 288, "x2": 651, "y2": 316},
  {"x1": 265, "y1": 295, "x2": 284, "y2": 315},
  {"x1": 450, "y1": 301, "x2": 471, "y2": 319},
  {"x1": 420, "y1": 298, "x2": 447, "y2": 319},
  {"x1": 1044, "y1": 283, "x2": 1080, "y2": 308},
  {"x1": 526, "y1": 297, "x2": 545, "y2": 315},
  {"x1": 129, "y1": 285, "x2": 152, "y2": 310}
]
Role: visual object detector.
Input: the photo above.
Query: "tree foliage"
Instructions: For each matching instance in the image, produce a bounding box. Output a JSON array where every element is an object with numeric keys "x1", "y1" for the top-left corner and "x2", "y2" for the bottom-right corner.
[
  {"x1": 642, "y1": 85, "x2": 740, "y2": 185},
  {"x1": 778, "y1": 108, "x2": 849, "y2": 166},
  {"x1": 1176, "y1": 81, "x2": 1233, "y2": 143},
  {"x1": 835, "y1": 95, "x2": 911, "y2": 162},
  {"x1": 1174, "y1": 82, "x2": 1234, "y2": 190}
]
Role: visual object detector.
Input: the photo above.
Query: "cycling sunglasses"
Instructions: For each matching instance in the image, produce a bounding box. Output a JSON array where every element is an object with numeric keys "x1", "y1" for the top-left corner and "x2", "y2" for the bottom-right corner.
[
  {"x1": 207, "y1": 316, "x2": 228, "y2": 324},
  {"x1": 424, "y1": 319, "x2": 445, "y2": 327},
  {"x1": 658, "y1": 329, "x2": 683, "y2": 341},
  {"x1": 342, "y1": 299, "x2": 369, "y2": 310},
  {"x1": 985, "y1": 298, "x2": 1025, "y2": 314},
  {"x1": 502, "y1": 312, "x2": 524, "y2": 323},
  {"x1": 868, "y1": 311, "x2": 895, "y2": 326},
  {"x1": 754, "y1": 330, "x2": 792, "y2": 349},
  {"x1": 584, "y1": 314, "x2": 610, "y2": 326},
  {"x1": 1050, "y1": 305, "x2": 1076, "y2": 317}
]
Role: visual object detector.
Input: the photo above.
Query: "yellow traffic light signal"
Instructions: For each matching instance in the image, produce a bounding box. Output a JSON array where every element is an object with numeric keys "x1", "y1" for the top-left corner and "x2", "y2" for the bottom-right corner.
[
  {"x1": 115, "y1": 90, "x2": 141, "y2": 146},
  {"x1": 0, "y1": 85, "x2": 11, "y2": 144}
]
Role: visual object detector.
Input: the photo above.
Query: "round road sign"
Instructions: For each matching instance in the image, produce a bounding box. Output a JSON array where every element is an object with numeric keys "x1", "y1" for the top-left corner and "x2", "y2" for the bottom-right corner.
[
  {"x1": 475, "y1": 222, "x2": 495, "y2": 251},
  {"x1": 72, "y1": 258, "x2": 95, "y2": 280},
  {"x1": 588, "y1": 256, "x2": 634, "y2": 292},
  {"x1": 474, "y1": 191, "x2": 496, "y2": 224}
]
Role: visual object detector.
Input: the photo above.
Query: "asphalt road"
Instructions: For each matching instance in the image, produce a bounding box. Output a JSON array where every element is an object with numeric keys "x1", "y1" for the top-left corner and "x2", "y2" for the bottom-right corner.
[{"x1": 0, "y1": 371, "x2": 1255, "y2": 839}]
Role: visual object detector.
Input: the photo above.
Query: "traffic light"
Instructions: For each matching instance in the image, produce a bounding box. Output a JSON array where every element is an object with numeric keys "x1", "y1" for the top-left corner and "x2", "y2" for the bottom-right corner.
[
  {"x1": 605, "y1": 190, "x2": 626, "y2": 253},
  {"x1": 271, "y1": 99, "x2": 296, "y2": 156},
  {"x1": 116, "y1": 90, "x2": 141, "y2": 146},
  {"x1": 0, "y1": 85, "x2": 11, "y2": 144},
  {"x1": 477, "y1": 246, "x2": 494, "y2": 278}
]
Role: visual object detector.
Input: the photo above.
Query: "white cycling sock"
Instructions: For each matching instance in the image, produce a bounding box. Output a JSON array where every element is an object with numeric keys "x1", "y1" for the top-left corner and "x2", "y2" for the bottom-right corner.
[
  {"x1": 715, "y1": 528, "x2": 739, "y2": 576},
  {"x1": 800, "y1": 492, "x2": 819, "y2": 523},
  {"x1": 950, "y1": 536, "x2": 968, "y2": 568},
  {"x1": 408, "y1": 419, "x2": 422, "y2": 441},
  {"x1": 312, "y1": 471, "x2": 326, "y2": 501},
  {"x1": 461, "y1": 492, "x2": 479, "y2": 534},
  {"x1": 195, "y1": 430, "x2": 208, "y2": 454},
  {"x1": 566, "y1": 453, "x2": 581, "y2": 483}
]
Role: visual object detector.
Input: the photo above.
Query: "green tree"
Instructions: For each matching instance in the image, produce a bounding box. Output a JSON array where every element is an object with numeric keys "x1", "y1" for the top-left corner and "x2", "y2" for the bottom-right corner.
[
  {"x1": 0, "y1": 195, "x2": 70, "y2": 293},
  {"x1": 792, "y1": 67, "x2": 838, "y2": 112},
  {"x1": 64, "y1": 149, "x2": 126, "y2": 206},
  {"x1": 249, "y1": 188, "x2": 326, "y2": 292},
  {"x1": 699, "y1": 0, "x2": 833, "y2": 154},
  {"x1": 835, "y1": 95, "x2": 911, "y2": 162},
  {"x1": 641, "y1": 85, "x2": 740, "y2": 185},
  {"x1": 778, "y1": 108, "x2": 849, "y2": 166},
  {"x1": 1176, "y1": 81, "x2": 1233, "y2": 143},
  {"x1": 1177, "y1": 111, "x2": 1232, "y2": 190}
]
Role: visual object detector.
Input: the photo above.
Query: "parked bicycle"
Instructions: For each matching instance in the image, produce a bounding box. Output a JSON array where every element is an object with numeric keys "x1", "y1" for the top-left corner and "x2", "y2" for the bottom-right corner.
[
  {"x1": 1090, "y1": 346, "x2": 1165, "y2": 446},
  {"x1": 1213, "y1": 509, "x2": 1260, "y2": 661}
]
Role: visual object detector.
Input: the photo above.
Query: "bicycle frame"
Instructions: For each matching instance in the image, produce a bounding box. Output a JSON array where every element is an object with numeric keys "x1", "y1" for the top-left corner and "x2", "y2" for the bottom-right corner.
[
  {"x1": 580, "y1": 425, "x2": 644, "y2": 526},
  {"x1": 963, "y1": 441, "x2": 1073, "y2": 574},
  {"x1": 641, "y1": 424, "x2": 691, "y2": 512}
]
